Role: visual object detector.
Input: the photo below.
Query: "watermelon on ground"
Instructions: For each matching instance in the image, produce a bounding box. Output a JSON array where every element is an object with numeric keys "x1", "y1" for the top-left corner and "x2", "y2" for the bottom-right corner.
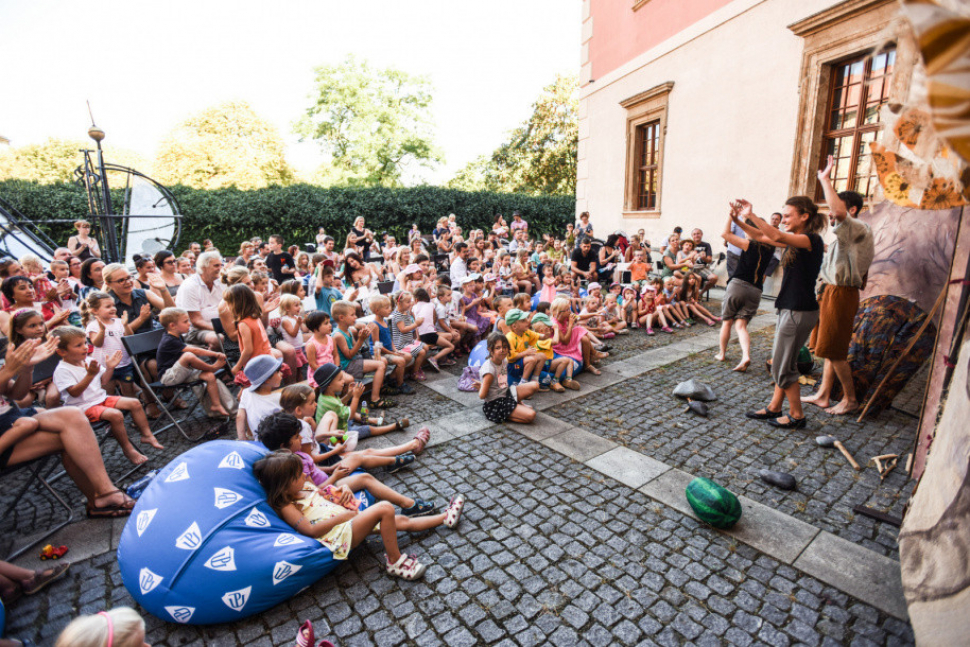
[{"x1": 685, "y1": 477, "x2": 742, "y2": 529}]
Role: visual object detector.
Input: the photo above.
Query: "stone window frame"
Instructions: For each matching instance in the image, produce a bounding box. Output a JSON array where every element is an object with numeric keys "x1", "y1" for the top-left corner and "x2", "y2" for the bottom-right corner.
[
  {"x1": 621, "y1": 81, "x2": 674, "y2": 218},
  {"x1": 787, "y1": 0, "x2": 913, "y2": 200}
]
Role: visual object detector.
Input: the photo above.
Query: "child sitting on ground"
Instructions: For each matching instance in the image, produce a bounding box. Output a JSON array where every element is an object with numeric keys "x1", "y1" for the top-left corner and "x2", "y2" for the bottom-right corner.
[
  {"x1": 236, "y1": 355, "x2": 284, "y2": 440},
  {"x1": 156, "y1": 308, "x2": 233, "y2": 417},
  {"x1": 331, "y1": 300, "x2": 392, "y2": 408},
  {"x1": 254, "y1": 450, "x2": 463, "y2": 581},
  {"x1": 628, "y1": 249, "x2": 651, "y2": 290},
  {"x1": 412, "y1": 288, "x2": 454, "y2": 370},
  {"x1": 529, "y1": 312, "x2": 577, "y2": 392},
  {"x1": 493, "y1": 295, "x2": 513, "y2": 335},
  {"x1": 602, "y1": 293, "x2": 629, "y2": 334},
  {"x1": 459, "y1": 275, "x2": 492, "y2": 342},
  {"x1": 511, "y1": 292, "x2": 532, "y2": 313},
  {"x1": 258, "y1": 411, "x2": 437, "y2": 516},
  {"x1": 639, "y1": 288, "x2": 671, "y2": 335},
  {"x1": 305, "y1": 310, "x2": 337, "y2": 389},
  {"x1": 52, "y1": 327, "x2": 163, "y2": 465},
  {"x1": 622, "y1": 286, "x2": 639, "y2": 328},
  {"x1": 476, "y1": 332, "x2": 537, "y2": 424},
  {"x1": 391, "y1": 291, "x2": 430, "y2": 380},
  {"x1": 433, "y1": 285, "x2": 462, "y2": 354},
  {"x1": 678, "y1": 272, "x2": 721, "y2": 327},
  {"x1": 504, "y1": 309, "x2": 543, "y2": 386}
]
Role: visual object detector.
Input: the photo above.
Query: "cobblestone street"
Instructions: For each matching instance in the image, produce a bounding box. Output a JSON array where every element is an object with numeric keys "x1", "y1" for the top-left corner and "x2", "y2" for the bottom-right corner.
[{"x1": 1, "y1": 309, "x2": 920, "y2": 646}]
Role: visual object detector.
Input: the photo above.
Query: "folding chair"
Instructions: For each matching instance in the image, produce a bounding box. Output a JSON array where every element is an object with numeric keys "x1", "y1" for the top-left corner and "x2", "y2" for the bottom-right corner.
[
  {"x1": 1, "y1": 456, "x2": 75, "y2": 560},
  {"x1": 122, "y1": 329, "x2": 215, "y2": 442}
]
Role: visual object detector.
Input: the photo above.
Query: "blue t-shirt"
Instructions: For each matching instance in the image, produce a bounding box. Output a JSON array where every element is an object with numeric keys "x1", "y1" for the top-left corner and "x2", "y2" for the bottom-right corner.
[
  {"x1": 369, "y1": 319, "x2": 394, "y2": 352},
  {"x1": 315, "y1": 286, "x2": 343, "y2": 316}
]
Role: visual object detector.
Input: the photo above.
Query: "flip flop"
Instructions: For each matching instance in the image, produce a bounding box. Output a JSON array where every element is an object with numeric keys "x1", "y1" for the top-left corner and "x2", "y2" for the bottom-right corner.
[
  {"x1": 22, "y1": 562, "x2": 71, "y2": 595},
  {"x1": 87, "y1": 490, "x2": 135, "y2": 518}
]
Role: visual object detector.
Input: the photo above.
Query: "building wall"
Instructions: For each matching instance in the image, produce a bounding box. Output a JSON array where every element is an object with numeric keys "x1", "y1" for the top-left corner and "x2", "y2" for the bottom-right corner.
[{"x1": 577, "y1": 0, "x2": 855, "y2": 256}]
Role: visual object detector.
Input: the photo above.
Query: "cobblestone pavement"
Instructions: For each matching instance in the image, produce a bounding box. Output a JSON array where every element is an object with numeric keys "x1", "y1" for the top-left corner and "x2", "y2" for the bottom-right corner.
[
  {"x1": 0, "y1": 381, "x2": 460, "y2": 557},
  {"x1": 4, "y1": 427, "x2": 914, "y2": 646},
  {"x1": 550, "y1": 328, "x2": 916, "y2": 560}
]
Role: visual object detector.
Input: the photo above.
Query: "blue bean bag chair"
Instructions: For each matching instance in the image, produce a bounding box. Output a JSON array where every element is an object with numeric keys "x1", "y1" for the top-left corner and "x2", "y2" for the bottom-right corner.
[
  {"x1": 467, "y1": 339, "x2": 489, "y2": 368},
  {"x1": 117, "y1": 440, "x2": 374, "y2": 625}
]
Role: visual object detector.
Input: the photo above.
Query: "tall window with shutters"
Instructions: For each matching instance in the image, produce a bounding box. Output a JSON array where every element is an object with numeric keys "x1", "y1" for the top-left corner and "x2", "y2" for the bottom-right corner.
[
  {"x1": 817, "y1": 48, "x2": 896, "y2": 200},
  {"x1": 635, "y1": 120, "x2": 661, "y2": 210}
]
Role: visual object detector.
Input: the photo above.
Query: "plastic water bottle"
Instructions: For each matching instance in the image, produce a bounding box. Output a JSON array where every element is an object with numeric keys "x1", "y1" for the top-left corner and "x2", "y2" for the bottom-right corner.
[
  {"x1": 360, "y1": 400, "x2": 369, "y2": 423},
  {"x1": 126, "y1": 470, "x2": 159, "y2": 499}
]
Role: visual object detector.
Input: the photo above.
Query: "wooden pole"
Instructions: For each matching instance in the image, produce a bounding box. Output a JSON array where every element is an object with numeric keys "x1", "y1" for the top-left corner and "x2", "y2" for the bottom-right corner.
[{"x1": 857, "y1": 285, "x2": 948, "y2": 422}]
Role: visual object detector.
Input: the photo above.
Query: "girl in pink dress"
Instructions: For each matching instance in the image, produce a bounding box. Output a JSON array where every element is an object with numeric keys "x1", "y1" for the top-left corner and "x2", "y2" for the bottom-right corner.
[{"x1": 549, "y1": 298, "x2": 607, "y2": 376}]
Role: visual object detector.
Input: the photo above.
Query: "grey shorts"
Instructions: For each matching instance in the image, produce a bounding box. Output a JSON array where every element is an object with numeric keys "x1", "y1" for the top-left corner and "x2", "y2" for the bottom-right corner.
[
  {"x1": 771, "y1": 309, "x2": 819, "y2": 389},
  {"x1": 184, "y1": 328, "x2": 215, "y2": 347},
  {"x1": 345, "y1": 357, "x2": 365, "y2": 380},
  {"x1": 161, "y1": 362, "x2": 201, "y2": 386},
  {"x1": 721, "y1": 279, "x2": 761, "y2": 321}
]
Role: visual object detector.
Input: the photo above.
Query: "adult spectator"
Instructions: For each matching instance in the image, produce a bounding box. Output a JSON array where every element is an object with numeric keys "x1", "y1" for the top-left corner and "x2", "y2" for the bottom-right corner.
[
  {"x1": 132, "y1": 256, "x2": 156, "y2": 291},
  {"x1": 802, "y1": 155, "x2": 875, "y2": 416},
  {"x1": 570, "y1": 238, "x2": 598, "y2": 281},
  {"x1": 492, "y1": 214, "x2": 509, "y2": 240},
  {"x1": 319, "y1": 236, "x2": 340, "y2": 267},
  {"x1": 78, "y1": 258, "x2": 106, "y2": 298},
  {"x1": 154, "y1": 250, "x2": 184, "y2": 298},
  {"x1": 725, "y1": 221, "x2": 746, "y2": 277},
  {"x1": 174, "y1": 251, "x2": 224, "y2": 348},
  {"x1": 188, "y1": 242, "x2": 202, "y2": 255},
  {"x1": 66, "y1": 220, "x2": 101, "y2": 260},
  {"x1": 265, "y1": 234, "x2": 296, "y2": 284},
  {"x1": 0, "y1": 276, "x2": 70, "y2": 333},
  {"x1": 765, "y1": 213, "x2": 784, "y2": 277},
  {"x1": 257, "y1": 242, "x2": 270, "y2": 260},
  {"x1": 690, "y1": 228, "x2": 720, "y2": 292},
  {"x1": 348, "y1": 216, "x2": 375, "y2": 261},
  {"x1": 450, "y1": 242, "x2": 470, "y2": 285},
  {"x1": 315, "y1": 227, "x2": 328, "y2": 250},
  {"x1": 661, "y1": 234, "x2": 686, "y2": 278},
  {"x1": 597, "y1": 235, "x2": 621, "y2": 283},
  {"x1": 510, "y1": 211, "x2": 528, "y2": 234},
  {"x1": 508, "y1": 229, "x2": 529, "y2": 254},
  {"x1": 234, "y1": 241, "x2": 256, "y2": 267},
  {"x1": 575, "y1": 212, "x2": 594, "y2": 242},
  {"x1": 436, "y1": 229, "x2": 454, "y2": 256},
  {"x1": 0, "y1": 339, "x2": 134, "y2": 518},
  {"x1": 102, "y1": 263, "x2": 174, "y2": 334}
]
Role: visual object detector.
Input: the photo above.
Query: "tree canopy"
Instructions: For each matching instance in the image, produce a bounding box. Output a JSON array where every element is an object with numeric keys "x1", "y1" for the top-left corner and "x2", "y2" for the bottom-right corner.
[
  {"x1": 294, "y1": 55, "x2": 442, "y2": 187},
  {"x1": 0, "y1": 138, "x2": 147, "y2": 184},
  {"x1": 449, "y1": 74, "x2": 578, "y2": 196},
  {"x1": 153, "y1": 101, "x2": 295, "y2": 190}
]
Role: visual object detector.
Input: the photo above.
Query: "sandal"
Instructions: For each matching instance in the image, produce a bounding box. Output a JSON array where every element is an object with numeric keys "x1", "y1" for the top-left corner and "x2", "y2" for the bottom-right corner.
[
  {"x1": 745, "y1": 408, "x2": 782, "y2": 420},
  {"x1": 371, "y1": 398, "x2": 397, "y2": 409},
  {"x1": 412, "y1": 427, "x2": 430, "y2": 454},
  {"x1": 385, "y1": 553, "x2": 427, "y2": 580},
  {"x1": 296, "y1": 619, "x2": 315, "y2": 647},
  {"x1": 562, "y1": 379, "x2": 581, "y2": 391},
  {"x1": 394, "y1": 418, "x2": 411, "y2": 432},
  {"x1": 444, "y1": 494, "x2": 465, "y2": 528},
  {"x1": 388, "y1": 452, "x2": 415, "y2": 474},
  {"x1": 22, "y1": 562, "x2": 70, "y2": 595},
  {"x1": 400, "y1": 498, "x2": 438, "y2": 517}
]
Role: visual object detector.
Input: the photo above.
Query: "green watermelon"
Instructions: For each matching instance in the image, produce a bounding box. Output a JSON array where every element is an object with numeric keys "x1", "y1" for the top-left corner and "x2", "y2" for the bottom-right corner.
[{"x1": 685, "y1": 477, "x2": 742, "y2": 529}]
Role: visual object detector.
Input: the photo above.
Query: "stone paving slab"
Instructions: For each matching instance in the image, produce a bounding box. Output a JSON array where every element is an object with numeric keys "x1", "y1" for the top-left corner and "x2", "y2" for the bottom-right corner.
[
  {"x1": 540, "y1": 426, "x2": 618, "y2": 462},
  {"x1": 585, "y1": 447, "x2": 670, "y2": 489},
  {"x1": 2, "y1": 427, "x2": 915, "y2": 646}
]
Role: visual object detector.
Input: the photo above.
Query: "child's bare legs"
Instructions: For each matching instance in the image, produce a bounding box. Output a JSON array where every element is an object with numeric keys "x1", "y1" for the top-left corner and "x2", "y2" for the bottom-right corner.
[
  {"x1": 361, "y1": 358, "x2": 387, "y2": 401},
  {"x1": 508, "y1": 383, "x2": 537, "y2": 424},
  {"x1": 113, "y1": 397, "x2": 164, "y2": 449},
  {"x1": 118, "y1": 380, "x2": 137, "y2": 398},
  {"x1": 693, "y1": 302, "x2": 718, "y2": 321},
  {"x1": 100, "y1": 408, "x2": 149, "y2": 465},
  {"x1": 199, "y1": 371, "x2": 231, "y2": 415},
  {"x1": 338, "y1": 472, "x2": 415, "y2": 508},
  {"x1": 520, "y1": 355, "x2": 540, "y2": 382},
  {"x1": 413, "y1": 347, "x2": 427, "y2": 375},
  {"x1": 0, "y1": 417, "x2": 40, "y2": 455},
  {"x1": 387, "y1": 354, "x2": 406, "y2": 386},
  {"x1": 349, "y1": 501, "x2": 403, "y2": 561},
  {"x1": 44, "y1": 382, "x2": 60, "y2": 409},
  {"x1": 275, "y1": 343, "x2": 298, "y2": 384},
  {"x1": 580, "y1": 336, "x2": 601, "y2": 375},
  {"x1": 516, "y1": 280, "x2": 532, "y2": 294},
  {"x1": 394, "y1": 511, "x2": 448, "y2": 532},
  {"x1": 432, "y1": 337, "x2": 454, "y2": 362},
  {"x1": 716, "y1": 319, "x2": 733, "y2": 361}
]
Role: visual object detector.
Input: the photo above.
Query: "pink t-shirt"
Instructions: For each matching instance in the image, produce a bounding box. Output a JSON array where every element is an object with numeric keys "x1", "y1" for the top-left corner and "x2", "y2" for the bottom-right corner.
[
  {"x1": 308, "y1": 336, "x2": 336, "y2": 388},
  {"x1": 412, "y1": 301, "x2": 437, "y2": 336}
]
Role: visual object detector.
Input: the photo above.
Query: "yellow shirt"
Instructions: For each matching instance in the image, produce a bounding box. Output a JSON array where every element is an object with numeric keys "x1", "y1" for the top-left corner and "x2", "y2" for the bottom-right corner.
[
  {"x1": 506, "y1": 329, "x2": 540, "y2": 361},
  {"x1": 535, "y1": 337, "x2": 554, "y2": 360}
]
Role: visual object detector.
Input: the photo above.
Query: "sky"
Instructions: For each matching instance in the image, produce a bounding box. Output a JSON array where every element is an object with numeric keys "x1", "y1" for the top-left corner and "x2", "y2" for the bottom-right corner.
[{"x1": 0, "y1": 0, "x2": 582, "y2": 185}]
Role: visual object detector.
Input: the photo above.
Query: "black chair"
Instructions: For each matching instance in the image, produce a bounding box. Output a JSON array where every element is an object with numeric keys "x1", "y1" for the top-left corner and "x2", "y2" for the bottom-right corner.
[
  {"x1": 1, "y1": 457, "x2": 75, "y2": 560},
  {"x1": 122, "y1": 329, "x2": 219, "y2": 442}
]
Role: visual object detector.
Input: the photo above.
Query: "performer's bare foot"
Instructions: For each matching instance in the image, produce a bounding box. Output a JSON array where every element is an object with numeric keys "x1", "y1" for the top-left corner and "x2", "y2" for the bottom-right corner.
[
  {"x1": 825, "y1": 399, "x2": 859, "y2": 415},
  {"x1": 732, "y1": 359, "x2": 750, "y2": 372},
  {"x1": 715, "y1": 353, "x2": 726, "y2": 362},
  {"x1": 801, "y1": 394, "x2": 830, "y2": 408}
]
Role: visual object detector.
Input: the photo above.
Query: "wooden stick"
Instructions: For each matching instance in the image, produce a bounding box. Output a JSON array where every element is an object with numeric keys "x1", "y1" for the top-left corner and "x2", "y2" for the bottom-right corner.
[
  {"x1": 834, "y1": 440, "x2": 862, "y2": 470},
  {"x1": 873, "y1": 457, "x2": 884, "y2": 473},
  {"x1": 871, "y1": 453, "x2": 899, "y2": 462},
  {"x1": 905, "y1": 452, "x2": 913, "y2": 475},
  {"x1": 857, "y1": 285, "x2": 948, "y2": 422}
]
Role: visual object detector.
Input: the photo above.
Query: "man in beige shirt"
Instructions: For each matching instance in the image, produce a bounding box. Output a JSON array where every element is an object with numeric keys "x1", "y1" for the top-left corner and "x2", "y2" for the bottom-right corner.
[{"x1": 802, "y1": 155, "x2": 874, "y2": 415}]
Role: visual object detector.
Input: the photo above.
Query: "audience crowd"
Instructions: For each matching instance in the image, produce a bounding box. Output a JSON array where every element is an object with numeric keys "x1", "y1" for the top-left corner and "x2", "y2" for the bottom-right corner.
[{"x1": 0, "y1": 151, "x2": 873, "y2": 644}]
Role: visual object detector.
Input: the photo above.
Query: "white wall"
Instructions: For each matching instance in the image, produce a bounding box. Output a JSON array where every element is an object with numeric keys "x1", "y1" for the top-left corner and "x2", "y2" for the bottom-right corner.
[{"x1": 578, "y1": 0, "x2": 840, "y2": 254}]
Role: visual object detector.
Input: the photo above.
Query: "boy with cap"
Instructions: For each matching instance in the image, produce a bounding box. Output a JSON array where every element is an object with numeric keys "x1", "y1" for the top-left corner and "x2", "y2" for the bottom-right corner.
[
  {"x1": 313, "y1": 363, "x2": 415, "y2": 443},
  {"x1": 236, "y1": 354, "x2": 284, "y2": 440},
  {"x1": 530, "y1": 312, "x2": 575, "y2": 392},
  {"x1": 504, "y1": 308, "x2": 542, "y2": 386}
]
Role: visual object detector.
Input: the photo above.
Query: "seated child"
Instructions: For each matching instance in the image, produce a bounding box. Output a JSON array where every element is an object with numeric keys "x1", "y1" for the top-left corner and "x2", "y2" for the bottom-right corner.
[
  {"x1": 432, "y1": 285, "x2": 462, "y2": 354},
  {"x1": 638, "y1": 288, "x2": 671, "y2": 335},
  {"x1": 511, "y1": 292, "x2": 532, "y2": 313},
  {"x1": 236, "y1": 354, "x2": 284, "y2": 440},
  {"x1": 366, "y1": 295, "x2": 414, "y2": 395},
  {"x1": 258, "y1": 411, "x2": 437, "y2": 517},
  {"x1": 254, "y1": 450, "x2": 464, "y2": 580},
  {"x1": 225, "y1": 283, "x2": 289, "y2": 383},
  {"x1": 156, "y1": 308, "x2": 234, "y2": 417},
  {"x1": 331, "y1": 300, "x2": 392, "y2": 408},
  {"x1": 391, "y1": 291, "x2": 429, "y2": 380},
  {"x1": 305, "y1": 310, "x2": 336, "y2": 389},
  {"x1": 602, "y1": 293, "x2": 629, "y2": 334},
  {"x1": 493, "y1": 295, "x2": 513, "y2": 335},
  {"x1": 529, "y1": 312, "x2": 576, "y2": 392},
  {"x1": 82, "y1": 291, "x2": 136, "y2": 397},
  {"x1": 621, "y1": 286, "x2": 639, "y2": 328},
  {"x1": 504, "y1": 309, "x2": 543, "y2": 385},
  {"x1": 413, "y1": 287, "x2": 455, "y2": 369},
  {"x1": 52, "y1": 327, "x2": 163, "y2": 465},
  {"x1": 279, "y1": 294, "x2": 308, "y2": 371},
  {"x1": 476, "y1": 332, "x2": 537, "y2": 424},
  {"x1": 628, "y1": 250, "x2": 650, "y2": 289},
  {"x1": 8, "y1": 309, "x2": 59, "y2": 409}
]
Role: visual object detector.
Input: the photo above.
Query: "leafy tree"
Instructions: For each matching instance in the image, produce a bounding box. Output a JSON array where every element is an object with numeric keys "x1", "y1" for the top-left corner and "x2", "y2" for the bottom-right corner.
[
  {"x1": 0, "y1": 138, "x2": 147, "y2": 184},
  {"x1": 449, "y1": 74, "x2": 578, "y2": 196},
  {"x1": 153, "y1": 101, "x2": 295, "y2": 190},
  {"x1": 294, "y1": 55, "x2": 442, "y2": 187}
]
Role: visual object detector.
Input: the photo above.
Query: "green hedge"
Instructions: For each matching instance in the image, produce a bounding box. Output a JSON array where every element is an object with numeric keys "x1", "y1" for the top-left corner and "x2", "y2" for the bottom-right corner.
[{"x1": 0, "y1": 180, "x2": 575, "y2": 255}]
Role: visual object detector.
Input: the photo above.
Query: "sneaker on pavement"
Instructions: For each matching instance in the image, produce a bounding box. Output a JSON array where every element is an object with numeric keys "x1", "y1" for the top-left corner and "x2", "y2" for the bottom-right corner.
[
  {"x1": 397, "y1": 382, "x2": 416, "y2": 395},
  {"x1": 443, "y1": 494, "x2": 465, "y2": 528},
  {"x1": 427, "y1": 357, "x2": 440, "y2": 372}
]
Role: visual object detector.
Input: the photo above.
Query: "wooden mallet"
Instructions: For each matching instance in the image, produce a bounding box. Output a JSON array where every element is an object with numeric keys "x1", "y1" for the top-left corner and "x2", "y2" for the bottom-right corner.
[{"x1": 816, "y1": 435, "x2": 861, "y2": 470}]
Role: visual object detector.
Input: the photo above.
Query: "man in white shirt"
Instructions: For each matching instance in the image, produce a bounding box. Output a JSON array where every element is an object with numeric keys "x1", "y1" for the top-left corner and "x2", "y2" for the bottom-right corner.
[
  {"x1": 450, "y1": 243, "x2": 470, "y2": 285},
  {"x1": 175, "y1": 251, "x2": 225, "y2": 348}
]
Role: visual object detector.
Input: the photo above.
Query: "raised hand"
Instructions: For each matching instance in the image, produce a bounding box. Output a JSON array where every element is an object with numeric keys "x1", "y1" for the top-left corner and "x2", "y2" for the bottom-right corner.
[
  {"x1": 818, "y1": 154, "x2": 835, "y2": 181},
  {"x1": 352, "y1": 382, "x2": 366, "y2": 398},
  {"x1": 121, "y1": 311, "x2": 129, "y2": 325},
  {"x1": 106, "y1": 350, "x2": 123, "y2": 369},
  {"x1": 737, "y1": 200, "x2": 753, "y2": 219},
  {"x1": 146, "y1": 273, "x2": 166, "y2": 290},
  {"x1": 5, "y1": 339, "x2": 39, "y2": 373},
  {"x1": 30, "y1": 338, "x2": 59, "y2": 366},
  {"x1": 97, "y1": 317, "x2": 106, "y2": 332},
  {"x1": 48, "y1": 306, "x2": 70, "y2": 326},
  {"x1": 139, "y1": 303, "x2": 152, "y2": 319},
  {"x1": 86, "y1": 359, "x2": 102, "y2": 376}
]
